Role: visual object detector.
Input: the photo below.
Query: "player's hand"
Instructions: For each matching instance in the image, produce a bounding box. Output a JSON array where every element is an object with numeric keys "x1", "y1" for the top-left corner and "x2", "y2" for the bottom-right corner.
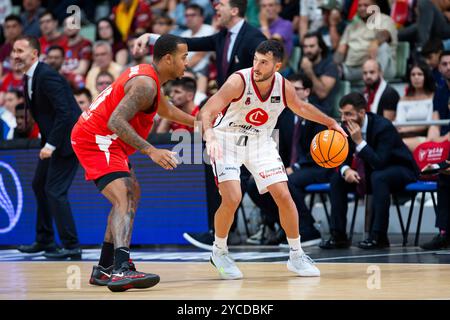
[
  {"x1": 133, "y1": 33, "x2": 151, "y2": 56},
  {"x1": 39, "y1": 147, "x2": 54, "y2": 160},
  {"x1": 344, "y1": 168, "x2": 360, "y2": 184},
  {"x1": 328, "y1": 121, "x2": 348, "y2": 138},
  {"x1": 147, "y1": 148, "x2": 178, "y2": 170},
  {"x1": 206, "y1": 138, "x2": 223, "y2": 163}
]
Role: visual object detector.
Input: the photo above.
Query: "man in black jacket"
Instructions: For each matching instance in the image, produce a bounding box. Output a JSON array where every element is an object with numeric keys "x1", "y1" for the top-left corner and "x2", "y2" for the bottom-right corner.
[
  {"x1": 320, "y1": 92, "x2": 418, "y2": 250},
  {"x1": 13, "y1": 35, "x2": 82, "y2": 259}
]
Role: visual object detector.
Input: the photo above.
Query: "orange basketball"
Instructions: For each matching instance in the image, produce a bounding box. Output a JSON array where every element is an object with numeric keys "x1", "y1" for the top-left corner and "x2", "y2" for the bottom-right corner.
[{"x1": 310, "y1": 130, "x2": 349, "y2": 168}]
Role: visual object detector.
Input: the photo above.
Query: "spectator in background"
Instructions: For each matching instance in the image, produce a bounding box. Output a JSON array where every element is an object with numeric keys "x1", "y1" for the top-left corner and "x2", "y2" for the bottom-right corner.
[
  {"x1": 0, "y1": 0, "x2": 12, "y2": 26},
  {"x1": 298, "y1": 0, "x2": 324, "y2": 43},
  {"x1": 13, "y1": 102, "x2": 40, "y2": 139},
  {"x1": 62, "y1": 14, "x2": 92, "y2": 77},
  {"x1": 152, "y1": 13, "x2": 175, "y2": 36},
  {"x1": 168, "y1": 0, "x2": 215, "y2": 34},
  {"x1": 0, "y1": 15, "x2": 23, "y2": 79},
  {"x1": 20, "y1": 0, "x2": 45, "y2": 38},
  {"x1": 86, "y1": 41, "x2": 123, "y2": 98},
  {"x1": 126, "y1": 34, "x2": 151, "y2": 67},
  {"x1": 396, "y1": 61, "x2": 435, "y2": 152},
  {"x1": 428, "y1": 51, "x2": 450, "y2": 143},
  {"x1": 0, "y1": 60, "x2": 24, "y2": 105},
  {"x1": 259, "y1": 0, "x2": 293, "y2": 57},
  {"x1": 362, "y1": 59, "x2": 399, "y2": 121},
  {"x1": 45, "y1": 45, "x2": 85, "y2": 90},
  {"x1": 38, "y1": 11, "x2": 68, "y2": 60},
  {"x1": 156, "y1": 77, "x2": 200, "y2": 133},
  {"x1": 422, "y1": 38, "x2": 445, "y2": 86},
  {"x1": 183, "y1": 68, "x2": 208, "y2": 106},
  {"x1": 95, "y1": 18, "x2": 128, "y2": 66},
  {"x1": 0, "y1": 89, "x2": 22, "y2": 140},
  {"x1": 317, "y1": 0, "x2": 346, "y2": 51},
  {"x1": 180, "y1": 4, "x2": 215, "y2": 94},
  {"x1": 111, "y1": 0, "x2": 153, "y2": 41},
  {"x1": 334, "y1": 0, "x2": 398, "y2": 81},
  {"x1": 73, "y1": 87, "x2": 92, "y2": 112},
  {"x1": 95, "y1": 71, "x2": 114, "y2": 95},
  {"x1": 301, "y1": 31, "x2": 339, "y2": 115},
  {"x1": 320, "y1": 92, "x2": 418, "y2": 250}
]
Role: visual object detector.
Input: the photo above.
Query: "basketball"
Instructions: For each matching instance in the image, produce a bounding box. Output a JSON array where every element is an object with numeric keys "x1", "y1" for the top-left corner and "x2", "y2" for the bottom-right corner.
[{"x1": 310, "y1": 130, "x2": 348, "y2": 168}]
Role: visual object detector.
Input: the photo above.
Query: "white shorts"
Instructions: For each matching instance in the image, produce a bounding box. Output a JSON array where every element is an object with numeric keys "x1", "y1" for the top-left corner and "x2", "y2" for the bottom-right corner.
[{"x1": 211, "y1": 135, "x2": 288, "y2": 194}]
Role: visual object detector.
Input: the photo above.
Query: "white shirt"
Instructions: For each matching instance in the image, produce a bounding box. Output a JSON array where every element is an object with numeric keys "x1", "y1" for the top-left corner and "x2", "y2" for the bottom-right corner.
[
  {"x1": 180, "y1": 24, "x2": 216, "y2": 72},
  {"x1": 226, "y1": 19, "x2": 245, "y2": 62},
  {"x1": 25, "y1": 60, "x2": 39, "y2": 99}
]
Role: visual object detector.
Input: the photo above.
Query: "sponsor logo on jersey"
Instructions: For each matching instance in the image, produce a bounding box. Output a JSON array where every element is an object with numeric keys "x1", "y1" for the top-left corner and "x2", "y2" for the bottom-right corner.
[
  {"x1": 245, "y1": 97, "x2": 251, "y2": 105},
  {"x1": 258, "y1": 166, "x2": 285, "y2": 179},
  {"x1": 271, "y1": 96, "x2": 281, "y2": 103},
  {"x1": 228, "y1": 122, "x2": 260, "y2": 134},
  {"x1": 245, "y1": 108, "x2": 269, "y2": 126}
]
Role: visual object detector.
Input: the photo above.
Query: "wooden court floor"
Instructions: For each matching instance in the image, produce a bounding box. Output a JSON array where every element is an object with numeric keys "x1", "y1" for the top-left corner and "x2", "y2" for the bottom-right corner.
[{"x1": 1, "y1": 261, "x2": 449, "y2": 300}]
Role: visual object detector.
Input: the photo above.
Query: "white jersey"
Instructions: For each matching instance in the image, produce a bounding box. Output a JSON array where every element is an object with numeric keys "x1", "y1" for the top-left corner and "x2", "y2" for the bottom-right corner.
[{"x1": 213, "y1": 67, "x2": 287, "y2": 142}]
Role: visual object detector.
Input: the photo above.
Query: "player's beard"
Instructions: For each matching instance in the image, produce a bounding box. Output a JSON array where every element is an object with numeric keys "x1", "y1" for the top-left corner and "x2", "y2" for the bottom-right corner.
[{"x1": 254, "y1": 70, "x2": 274, "y2": 82}]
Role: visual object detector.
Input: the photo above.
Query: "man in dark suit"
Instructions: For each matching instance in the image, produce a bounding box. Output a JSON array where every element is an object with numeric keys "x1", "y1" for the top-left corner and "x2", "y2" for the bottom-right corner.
[
  {"x1": 320, "y1": 92, "x2": 419, "y2": 250},
  {"x1": 246, "y1": 73, "x2": 332, "y2": 246},
  {"x1": 13, "y1": 35, "x2": 82, "y2": 259}
]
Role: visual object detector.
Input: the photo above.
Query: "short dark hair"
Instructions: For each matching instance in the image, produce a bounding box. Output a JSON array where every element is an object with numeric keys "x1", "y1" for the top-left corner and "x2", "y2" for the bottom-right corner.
[
  {"x1": 230, "y1": 0, "x2": 247, "y2": 18},
  {"x1": 439, "y1": 50, "x2": 450, "y2": 62},
  {"x1": 6, "y1": 89, "x2": 24, "y2": 99},
  {"x1": 172, "y1": 77, "x2": 197, "y2": 94},
  {"x1": 96, "y1": 70, "x2": 114, "y2": 81},
  {"x1": 255, "y1": 39, "x2": 285, "y2": 62},
  {"x1": 15, "y1": 35, "x2": 41, "y2": 55},
  {"x1": 422, "y1": 38, "x2": 443, "y2": 57},
  {"x1": 4, "y1": 14, "x2": 22, "y2": 25},
  {"x1": 153, "y1": 34, "x2": 187, "y2": 63},
  {"x1": 74, "y1": 87, "x2": 93, "y2": 101},
  {"x1": 339, "y1": 92, "x2": 367, "y2": 111},
  {"x1": 39, "y1": 10, "x2": 57, "y2": 21},
  {"x1": 287, "y1": 73, "x2": 313, "y2": 90},
  {"x1": 186, "y1": 3, "x2": 204, "y2": 16},
  {"x1": 303, "y1": 31, "x2": 329, "y2": 58},
  {"x1": 15, "y1": 103, "x2": 27, "y2": 111},
  {"x1": 47, "y1": 45, "x2": 65, "y2": 57}
]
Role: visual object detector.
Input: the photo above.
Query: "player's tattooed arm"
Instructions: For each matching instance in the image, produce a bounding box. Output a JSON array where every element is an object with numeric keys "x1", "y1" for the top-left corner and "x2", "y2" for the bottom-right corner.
[{"x1": 108, "y1": 76, "x2": 157, "y2": 153}]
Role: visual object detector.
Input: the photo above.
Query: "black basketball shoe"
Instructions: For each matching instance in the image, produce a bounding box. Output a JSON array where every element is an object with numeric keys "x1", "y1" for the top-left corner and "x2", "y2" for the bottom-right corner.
[
  {"x1": 89, "y1": 265, "x2": 114, "y2": 286},
  {"x1": 107, "y1": 260, "x2": 160, "y2": 292}
]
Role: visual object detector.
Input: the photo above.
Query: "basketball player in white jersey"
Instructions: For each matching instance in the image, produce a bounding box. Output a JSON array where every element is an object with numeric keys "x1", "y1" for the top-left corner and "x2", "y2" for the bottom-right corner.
[{"x1": 198, "y1": 40, "x2": 347, "y2": 279}]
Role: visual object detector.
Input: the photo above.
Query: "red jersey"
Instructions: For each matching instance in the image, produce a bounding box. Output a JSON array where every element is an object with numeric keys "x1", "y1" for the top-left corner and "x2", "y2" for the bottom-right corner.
[
  {"x1": 170, "y1": 106, "x2": 199, "y2": 132},
  {"x1": 0, "y1": 72, "x2": 24, "y2": 92},
  {"x1": 76, "y1": 64, "x2": 160, "y2": 155},
  {"x1": 62, "y1": 38, "x2": 93, "y2": 74},
  {"x1": 39, "y1": 34, "x2": 69, "y2": 56}
]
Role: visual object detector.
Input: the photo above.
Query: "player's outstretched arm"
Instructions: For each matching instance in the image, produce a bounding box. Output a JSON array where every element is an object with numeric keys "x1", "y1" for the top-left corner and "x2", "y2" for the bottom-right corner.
[
  {"x1": 157, "y1": 94, "x2": 195, "y2": 127},
  {"x1": 284, "y1": 79, "x2": 347, "y2": 137},
  {"x1": 108, "y1": 76, "x2": 178, "y2": 170}
]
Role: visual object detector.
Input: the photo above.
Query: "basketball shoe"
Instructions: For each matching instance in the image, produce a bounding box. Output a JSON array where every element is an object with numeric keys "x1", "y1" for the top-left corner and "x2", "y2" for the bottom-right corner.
[
  {"x1": 107, "y1": 260, "x2": 160, "y2": 292},
  {"x1": 210, "y1": 247, "x2": 243, "y2": 280},
  {"x1": 89, "y1": 265, "x2": 114, "y2": 286},
  {"x1": 287, "y1": 251, "x2": 321, "y2": 277}
]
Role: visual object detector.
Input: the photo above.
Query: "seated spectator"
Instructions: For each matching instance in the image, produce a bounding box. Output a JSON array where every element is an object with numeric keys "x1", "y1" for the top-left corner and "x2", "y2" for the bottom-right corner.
[
  {"x1": 428, "y1": 51, "x2": 450, "y2": 143},
  {"x1": 259, "y1": 0, "x2": 293, "y2": 57},
  {"x1": 298, "y1": 0, "x2": 323, "y2": 43},
  {"x1": 13, "y1": 102, "x2": 40, "y2": 139},
  {"x1": 111, "y1": 0, "x2": 153, "y2": 42},
  {"x1": 38, "y1": 11, "x2": 68, "y2": 60},
  {"x1": 422, "y1": 38, "x2": 445, "y2": 86},
  {"x1": 420, "y1": 154, "x2": 450, "y2": 250},
  {"x1": 95, "y1": 71, "x2": 114, "y2": 96},
  {"x1": 317, "y1": 0, "x2": 346, "y2": 51},
  {"x1": 334, "y1": 0, "x2": 398, "y2": 81},
  {"x1": 156, "y1": 77, "x2": 199, "y2": 133},
  {"x1": 396, "y1": 61, "x2": 435, "y2": 152},
  {"x1": 86, "y1": 41, "x2": 123, "y2": 98},
  {"x1": 0, "y1": 59, "x2": 24, "y2": 105},
  {"x1": 95, "y1": 18, "x2": 128, "y2": 66},
  {"x1": 362, "y1": 59, "x2": 400, "y2": 121},
  {"x1": 399, "y1": 0, "x2": 450, "y2": 53},
  {"x1": 320, "y1": 92, "x2": 418, "y2": 250},
  {"x1": 0, "y1": 89, "x2": 22, "y2": 139},
  {"x1": 301, "y1": 31, "x2": 339, "y2": 115},
  {"x1": 126, "y1": 34, "x2": 151, "y2": 67},
  {"x1": 168, "y1": 0, "x2": 215, "y2": 34},
  {"x1": 183, "y1": 68, "x2": 208, "y2": 106},
  {"x1": 73, "y1": 87, "x2": 92, "y2": 113},
  {"x1": 20, "y1": 0, "x2": 45, "y2": 38},
  {"x1": 0, "y1": 14, "x2": 23, "y2": 80},
  {"x1": 62, "y1": 14, "x2": 92, "y2": 77},
  {"x1": 246, "y1": 73, "x2": 327, "y2": 246},
  {"x1": 45, "y1": 45, "x2": 85, "y2": 90},
  {"x1": 152, "y1": 13, "x2": 175, "y2": 36},
  {"x1": 180, "y1": 4, "x2": 215, "y2": 94}
]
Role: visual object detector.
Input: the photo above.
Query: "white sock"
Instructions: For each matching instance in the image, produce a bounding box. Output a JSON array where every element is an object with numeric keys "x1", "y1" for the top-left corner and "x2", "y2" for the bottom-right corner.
[
  {"x1": 213, "y1": 235, "x2": 228, "y2": 252},
  {"x1": 287, "y1": 236, "x2": 304, "y2": 256}
]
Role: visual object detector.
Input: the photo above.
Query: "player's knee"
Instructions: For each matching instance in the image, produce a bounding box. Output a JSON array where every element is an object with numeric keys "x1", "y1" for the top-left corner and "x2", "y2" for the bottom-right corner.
[{"x1": 222, "y1": 192, "x2": 242, "y2": 210}]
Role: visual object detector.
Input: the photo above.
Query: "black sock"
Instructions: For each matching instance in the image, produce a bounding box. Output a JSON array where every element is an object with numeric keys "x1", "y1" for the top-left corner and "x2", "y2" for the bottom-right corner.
[
  {"x1": 114, "y1": 247, "x2": 130, "y2": 270},
  {"x1": 98, "y1": 242, "x2": 114, "y2": 268}
]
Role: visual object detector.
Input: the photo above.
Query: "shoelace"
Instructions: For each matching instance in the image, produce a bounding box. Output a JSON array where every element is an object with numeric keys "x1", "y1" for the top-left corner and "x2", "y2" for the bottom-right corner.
[
  {"x1": 216, "y1": 251, "x2": 236, "y2": 267},
  {"x1": 300, "y1": 254, "x2": 316, "y2": 265}
]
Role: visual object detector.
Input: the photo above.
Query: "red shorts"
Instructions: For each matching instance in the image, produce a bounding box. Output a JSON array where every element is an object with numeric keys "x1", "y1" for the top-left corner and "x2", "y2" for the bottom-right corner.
[{"x1": 71, "y1": 123, "x2": 130, "y2": 181}]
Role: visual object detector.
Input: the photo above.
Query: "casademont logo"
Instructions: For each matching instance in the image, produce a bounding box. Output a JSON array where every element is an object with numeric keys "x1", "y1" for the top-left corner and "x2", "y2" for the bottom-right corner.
[{"x1": 0, "y1": 161, "x2": 23, "y2": 233}]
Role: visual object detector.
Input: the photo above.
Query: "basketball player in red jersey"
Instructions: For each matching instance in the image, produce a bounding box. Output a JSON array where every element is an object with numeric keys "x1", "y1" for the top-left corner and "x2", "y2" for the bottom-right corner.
[{"x1": 71, "y1": 35, "x2": 195, "y2": 292}]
